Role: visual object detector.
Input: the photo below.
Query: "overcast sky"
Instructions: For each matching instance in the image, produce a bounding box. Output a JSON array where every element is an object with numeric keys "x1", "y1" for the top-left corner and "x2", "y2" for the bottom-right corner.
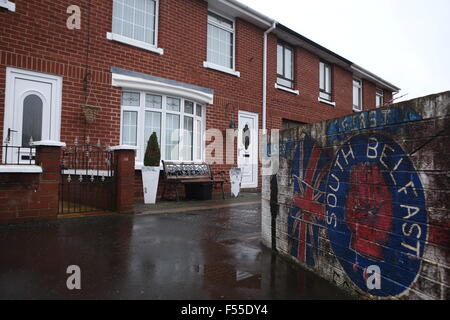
[{"x1": 239, "y1": 0, "x2": 450, "y2": 102}]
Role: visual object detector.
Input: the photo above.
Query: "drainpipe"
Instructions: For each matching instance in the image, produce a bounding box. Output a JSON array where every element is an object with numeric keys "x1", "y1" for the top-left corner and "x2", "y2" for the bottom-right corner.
[{"x1": 263, "y1": 21, "x2": 277, "y2": 135}]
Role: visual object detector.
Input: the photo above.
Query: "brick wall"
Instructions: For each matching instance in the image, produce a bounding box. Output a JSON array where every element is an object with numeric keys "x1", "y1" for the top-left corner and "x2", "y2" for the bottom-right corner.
[
  {"x1": 0, "y1": 145, "x2": 62, "y2": 223},
  {"x1": 0, "y1": 0, "x2": 395, "y2": 199},
  {"x1": 262, "y1": 92, "x2": 450, "y2": 299},
  {"x1": 0, "y1": 144, "x2": 136, "y2": 223}
]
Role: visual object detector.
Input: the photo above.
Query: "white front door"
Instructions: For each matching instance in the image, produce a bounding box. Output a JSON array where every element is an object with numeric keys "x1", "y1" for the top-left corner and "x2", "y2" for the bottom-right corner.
[
  {"x1": 238, "y1": 111, "x2": 258, "y2": 189},
  {"x1": 4, "y1": 68, "x2": 62, "y2": 164}
]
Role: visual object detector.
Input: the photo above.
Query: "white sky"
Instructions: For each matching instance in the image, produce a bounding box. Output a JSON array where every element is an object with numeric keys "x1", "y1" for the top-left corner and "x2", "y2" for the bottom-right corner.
[{"x1": 239, "y1": 0, "x2": 450, "y2": 102}]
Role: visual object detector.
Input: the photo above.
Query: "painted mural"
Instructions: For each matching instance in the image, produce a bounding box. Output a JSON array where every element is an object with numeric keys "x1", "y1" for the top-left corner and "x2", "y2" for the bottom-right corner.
[
  {"x1": 264, "y1": 93, "x2": 450, "y2": 299},
  {"x1": 325, "y1": 133, "x2": 427, "y2": 297},
  {"x1": 288, "y1": 135, "x2": 329, "y2": 267},
  {"x1": 283, "y1": 107, "x2": 433, "y2": 298}
]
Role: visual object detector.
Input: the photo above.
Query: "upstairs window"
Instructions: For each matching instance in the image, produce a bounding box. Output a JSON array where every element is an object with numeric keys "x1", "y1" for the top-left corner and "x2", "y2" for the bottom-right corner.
[
  {"x1": 376, "y1": 88, "x2": 384, "y2": 108},
  {"x1": 207, "y1": 11, "x2": 235, "y2": 70},
  {"x1": 319, "y1": 61, "x2": 332, "y2": 101},
  {"x1": 277, "y1": 43, "x2": 294, "y2": 89},
  {"x1": 111, "y1": 0, "x2": 158, "y2": 48},
  {"x1": 353, "y1": 79, "x2": 363, "y2": 112}
]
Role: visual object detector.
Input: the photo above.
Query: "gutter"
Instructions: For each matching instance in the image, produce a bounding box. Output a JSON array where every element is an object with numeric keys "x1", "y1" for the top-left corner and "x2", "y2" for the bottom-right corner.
[
  {"x1": 219, "y1": 0, "x2": 274, "y2": 27},
  {"x1": 263, "y1": 21, "x2": 277, "y2": 134}
]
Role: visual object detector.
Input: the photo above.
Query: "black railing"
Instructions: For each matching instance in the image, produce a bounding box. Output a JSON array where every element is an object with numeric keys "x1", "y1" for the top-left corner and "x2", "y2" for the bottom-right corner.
[{"x1": 1, "y1": 145, "x2": 36, "y2": 165}]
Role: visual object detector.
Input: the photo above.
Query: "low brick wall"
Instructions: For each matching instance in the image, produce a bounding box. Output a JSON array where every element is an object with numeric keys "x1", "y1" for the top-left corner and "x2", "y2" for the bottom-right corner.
[
  {"x1": 0, "y1": 145, "x2": 61, "y2": 223},
  {"x1": 0, "y1": 145, "x2": 137, "y2": 223},
  {"x1": 262, "y1": 91, "x2": 450, "y2": 299}
]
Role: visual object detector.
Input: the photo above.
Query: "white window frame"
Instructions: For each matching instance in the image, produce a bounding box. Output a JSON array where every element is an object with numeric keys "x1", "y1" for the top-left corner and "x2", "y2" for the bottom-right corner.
[
  {"x1": 353, "y1": 78, "x2": 363, "y2": 112},
  {"x1": 204, "y1": 10, "x2": 240, "y2": 77},
  {"x1": 120, "y1": 91, "x2": 206, "y2": 169},
  {"x1": 107, "y1": 0, "x2": 164, "y2": 55},
  {"x1": 276, "y1": 42, "x2": 295, "y2": 89},
  {"x1": 376, "y1": 88, "x2": 384, "y2": 108},
  {"x1": 319, "y1": 61, "x2": 333, "y2": 102},
  {"x1": 0, "y1": 0, "x2": 15, "y2": 12}
]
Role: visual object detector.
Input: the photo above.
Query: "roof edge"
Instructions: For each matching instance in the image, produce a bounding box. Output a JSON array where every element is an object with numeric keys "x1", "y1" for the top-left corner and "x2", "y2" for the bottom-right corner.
[
  {"x1": 276, "y1": 23, "x2": 353, "y2": 66},
  {"x1": 351, "y1": 64, "x2": 401, "y2": 92},
  {"x1": 212, "y1": 1, "x2": 401, "y2": 92},
  {"x1": 217, "y1": 0, "x2": 276, "y2": 26}
]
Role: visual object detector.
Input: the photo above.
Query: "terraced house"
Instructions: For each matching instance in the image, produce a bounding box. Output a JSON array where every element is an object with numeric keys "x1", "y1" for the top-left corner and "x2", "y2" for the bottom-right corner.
[{"x1": 0, "y1": 0, "x2": 400, "y2": 220}]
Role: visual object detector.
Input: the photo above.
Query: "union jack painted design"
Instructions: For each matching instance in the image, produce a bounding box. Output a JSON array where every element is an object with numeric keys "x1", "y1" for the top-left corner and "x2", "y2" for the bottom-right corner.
[{"x1": 288, "y1": 136, "x2": 330, "y2": 267}]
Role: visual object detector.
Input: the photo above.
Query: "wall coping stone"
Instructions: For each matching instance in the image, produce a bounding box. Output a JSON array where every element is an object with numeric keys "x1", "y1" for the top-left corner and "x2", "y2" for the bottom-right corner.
[
  {"x1": 31, "y1": 140, "x2": 66, "y2": 147},
  {"x1": 0, "y1": 165, "x2": 43, "y2": 174},
  {"x1": 109, "y1": 145, "x2": 139, "y2": 151}
]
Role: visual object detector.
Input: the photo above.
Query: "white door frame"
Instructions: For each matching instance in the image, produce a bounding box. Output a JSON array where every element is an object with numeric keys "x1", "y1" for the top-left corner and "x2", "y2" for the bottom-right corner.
[
  {"x1": 3, "y1": 67, "x2": 62, "y2": 162},
  {"x1": 238, "y1": 110, "x2": 259, "y2": 189}
]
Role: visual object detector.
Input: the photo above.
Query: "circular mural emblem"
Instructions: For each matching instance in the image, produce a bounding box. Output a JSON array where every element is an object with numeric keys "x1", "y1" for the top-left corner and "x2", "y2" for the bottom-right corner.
[{"x1": 325, "y1": 133, "x2": 427, "y2": 297}]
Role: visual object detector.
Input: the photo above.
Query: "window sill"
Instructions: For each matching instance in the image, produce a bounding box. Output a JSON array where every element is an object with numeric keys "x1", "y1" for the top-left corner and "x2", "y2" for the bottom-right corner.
[
  {"x1": 274, "y1": 83, "x2": 299, "y2": 95},
  {"x1": 318, "y1": 97, "x2": 336, "y2": 106},
  {"x1": 0, "y1": 1, "x2": 15, "y2": 12},
  {"x1": 106, "y1": 33, "x2": 164, "y2": 55},
  {"x1": 353, "y1": 107, "x2": 363, "y2": 113},
  {"x1": 203, "y1": 62, "x2": 240, "y2": 77},
  {"x1": 0, "y1": 165, "x2": 42, "y2": 174}
]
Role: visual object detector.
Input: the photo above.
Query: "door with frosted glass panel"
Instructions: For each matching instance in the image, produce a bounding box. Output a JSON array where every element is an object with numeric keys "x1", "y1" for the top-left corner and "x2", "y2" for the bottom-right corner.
[{"x1": 5, "y1": 77, "x2": 52, "y2": 164}]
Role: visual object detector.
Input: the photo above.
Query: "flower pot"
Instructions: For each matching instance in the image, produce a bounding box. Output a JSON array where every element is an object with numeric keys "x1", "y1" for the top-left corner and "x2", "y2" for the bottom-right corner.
[
  {"x1": 83, "y1": 104, "x2": 101, "y2": 124},
  {"x1": 230, "y1": 168, "x2": 243, "y2": 198},
  {"x1": 142, "y1": 166, "x2": 160, "y2": 204}
]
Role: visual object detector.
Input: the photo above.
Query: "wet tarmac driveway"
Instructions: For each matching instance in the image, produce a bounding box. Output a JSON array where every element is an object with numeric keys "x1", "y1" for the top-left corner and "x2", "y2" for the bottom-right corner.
[{"x1": 0, "y1": 204, "x2": 351, "y2": 300}]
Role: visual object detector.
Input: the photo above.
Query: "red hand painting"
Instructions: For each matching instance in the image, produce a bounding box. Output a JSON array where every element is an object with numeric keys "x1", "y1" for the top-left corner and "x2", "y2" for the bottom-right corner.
[{"x1": 345, "y1": 163, "x2": 394, "y2": 261}]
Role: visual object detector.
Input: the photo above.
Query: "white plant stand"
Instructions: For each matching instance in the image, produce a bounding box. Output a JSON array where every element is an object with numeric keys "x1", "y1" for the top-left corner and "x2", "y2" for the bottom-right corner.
[{"x1": 142, "y1": 166, "x2": 161, "y2": 204}]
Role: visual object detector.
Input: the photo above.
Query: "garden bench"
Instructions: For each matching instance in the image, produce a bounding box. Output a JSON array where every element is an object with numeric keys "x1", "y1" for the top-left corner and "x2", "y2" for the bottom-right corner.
[{"x1": 161, "y1": 161, "x2": 227, "y2": 201}]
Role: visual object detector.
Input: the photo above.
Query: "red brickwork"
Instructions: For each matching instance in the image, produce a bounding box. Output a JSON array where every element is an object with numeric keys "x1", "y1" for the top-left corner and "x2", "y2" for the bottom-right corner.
[
  {"x1": 114, "y1": 149, "x2": 136, "y2": 213},
  {"x1": 0, "y1": 0, "x2": 396, "y2": 201},
  {"x1": 0, "y1": 145, "x2": 62, "y2": 223}
]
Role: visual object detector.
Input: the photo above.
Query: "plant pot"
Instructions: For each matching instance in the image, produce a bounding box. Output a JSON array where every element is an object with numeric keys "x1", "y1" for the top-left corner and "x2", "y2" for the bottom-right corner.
[
  {"x1": 142, "y1": 166, "x2": 160, "y2": 204},
  {"x1": 83, "y1": 104, "x2": 101, "y2": 124},
  {"x1": 230, "y1": 168, "x2": 243, "y2": 198}
]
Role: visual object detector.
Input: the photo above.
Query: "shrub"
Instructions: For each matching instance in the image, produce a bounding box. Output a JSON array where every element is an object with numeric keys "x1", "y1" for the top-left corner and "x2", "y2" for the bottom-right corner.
[{"x1": 144, "y1": 132, "x2": 161, "y2": 167}]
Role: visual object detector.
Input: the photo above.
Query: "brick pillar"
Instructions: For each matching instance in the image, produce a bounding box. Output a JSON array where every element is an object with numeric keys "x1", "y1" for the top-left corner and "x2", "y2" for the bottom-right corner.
[
  {"x1": 110, "y1": 146, "x2": 137, "y2": 214},
  {"x1": 32, "y1": 140, "x2": 66, "y2": 218}
]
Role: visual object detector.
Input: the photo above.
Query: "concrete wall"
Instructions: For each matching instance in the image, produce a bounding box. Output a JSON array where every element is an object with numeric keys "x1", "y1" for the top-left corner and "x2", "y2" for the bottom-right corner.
[{"x1": 262, "y1": 91, "x2": 450, "y2": 299}]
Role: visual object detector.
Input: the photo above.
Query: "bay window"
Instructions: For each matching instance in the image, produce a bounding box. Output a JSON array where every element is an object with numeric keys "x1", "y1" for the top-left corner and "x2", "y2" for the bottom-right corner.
[{"x1": 121, "y1": 91, "x2": 205, "y2": 166}]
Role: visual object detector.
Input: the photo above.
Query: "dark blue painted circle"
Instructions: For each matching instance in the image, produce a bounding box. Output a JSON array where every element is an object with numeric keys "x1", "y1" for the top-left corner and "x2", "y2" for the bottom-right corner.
[{"x1": 326, "y1": 133, "x2": 427, "y2": 297}]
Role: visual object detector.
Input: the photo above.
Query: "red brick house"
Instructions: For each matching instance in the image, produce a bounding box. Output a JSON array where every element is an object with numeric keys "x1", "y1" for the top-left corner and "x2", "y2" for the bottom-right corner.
[{"x1": 0, "y1": 0, "x2": 400, "y2": 208}]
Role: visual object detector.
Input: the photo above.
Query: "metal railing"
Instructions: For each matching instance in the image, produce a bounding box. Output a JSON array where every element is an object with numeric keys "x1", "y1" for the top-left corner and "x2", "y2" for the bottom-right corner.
[{"x1": 1, "y1": 145, "x2": 36, "y2": 165}]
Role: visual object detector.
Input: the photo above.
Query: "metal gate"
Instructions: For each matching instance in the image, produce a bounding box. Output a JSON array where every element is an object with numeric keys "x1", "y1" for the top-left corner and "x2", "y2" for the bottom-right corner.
[{"x1": 59, "y1": 138, "x2": 116, "y2": 214}]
